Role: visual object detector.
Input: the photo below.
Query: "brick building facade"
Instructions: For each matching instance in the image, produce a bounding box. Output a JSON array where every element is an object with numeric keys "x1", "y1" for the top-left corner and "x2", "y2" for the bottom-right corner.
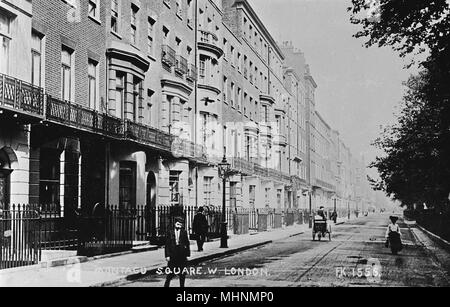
[{"x1": 0, "y1": 0, "x2": 372, "y2": 218}]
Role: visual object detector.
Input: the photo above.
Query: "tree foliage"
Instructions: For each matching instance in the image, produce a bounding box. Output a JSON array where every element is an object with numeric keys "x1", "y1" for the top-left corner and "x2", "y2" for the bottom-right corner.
[
  {"x1": 348, "y1": 0, "x2": 450, "y2": 61},
  {"x1": 349, "y1": 0, "x2": 450, "y2": 210}
]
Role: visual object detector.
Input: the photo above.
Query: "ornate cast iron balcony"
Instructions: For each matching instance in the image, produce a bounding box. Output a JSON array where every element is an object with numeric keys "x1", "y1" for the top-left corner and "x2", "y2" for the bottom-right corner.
[
  {"x1": 124, "y1": 119, "x2": 172, "y2": 151},
  {"x1": 199, "y1": 30, "x2": 218, "y2": 44},
  {"x1": 172, "y1": 138, "x2": 208, "y2": 162},
  {"x1": 254, "y1": 163, "x2": 268, "y2": 177},
  {"x1": 187, "y1": 64, "x2": 197, "y2": 81},
  {"x1": 231, "y1": 157, "x2": 254, "y2": 175},
  {"x1": 161, "y1": 45, "x2": 176, "y2": 67},
  {"x1": 198, "y1": 30, "x2": 223, "y2": 59},
  {"x1": 175, "y1": 55, "x2": 188, "y2": 75},
  {"x1": 46, "y1": 96, "x2": 124, "y2": 138},
  {"x1": 0, "y1": 73, "x2": 45, "y2": 120}
]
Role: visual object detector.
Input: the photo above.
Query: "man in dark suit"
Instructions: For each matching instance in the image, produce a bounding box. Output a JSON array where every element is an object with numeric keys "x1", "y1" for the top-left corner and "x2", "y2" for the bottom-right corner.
[
  {"x1": 164, "y1": 217, "x2": 190, "y2": 287},
  {"x1": 192, "y1": 207, "x2": 209, "y2": 251}
]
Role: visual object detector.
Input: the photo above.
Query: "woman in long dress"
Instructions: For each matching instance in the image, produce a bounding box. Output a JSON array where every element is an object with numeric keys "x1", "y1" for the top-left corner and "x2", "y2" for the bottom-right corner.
[{"x1": 385, "y1": 216, "x2": 403, "y2": 255}]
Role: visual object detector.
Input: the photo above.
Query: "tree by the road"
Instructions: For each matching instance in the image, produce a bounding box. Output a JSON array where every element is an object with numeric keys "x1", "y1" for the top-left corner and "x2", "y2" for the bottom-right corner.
[{"x1": 348, "y1": 0, "x2": 450, "y2": 210}]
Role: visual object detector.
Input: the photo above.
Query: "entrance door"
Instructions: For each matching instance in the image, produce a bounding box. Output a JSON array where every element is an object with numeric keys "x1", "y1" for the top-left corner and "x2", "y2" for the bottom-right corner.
[
  {"x1": 119, "y1": 161, "x2": 137, "y2": 210},
  {"x1": 0, "y1": 149, "x2": 11, "y2": 209},
  {"x1": 145, "y1": 172, "x2": 157, "y2": 239},
  {"x1": 229, "y1": 182, "x2": 237, "y2": 210},
  {"x1": 0, "y1": 171, "x2": 10, "y2": 210}
]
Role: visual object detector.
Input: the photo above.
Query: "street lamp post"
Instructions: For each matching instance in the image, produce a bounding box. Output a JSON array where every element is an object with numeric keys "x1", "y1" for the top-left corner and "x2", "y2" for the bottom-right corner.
[
  {"x1": 218, "y1": 155, "x2": 231, "y2": 248},
  {"x1": 308, "y1": 190, "x2": 313, "y2": 228},
  {"x1": 348, "y1": 200, "x2": 350, "y2": 220}
]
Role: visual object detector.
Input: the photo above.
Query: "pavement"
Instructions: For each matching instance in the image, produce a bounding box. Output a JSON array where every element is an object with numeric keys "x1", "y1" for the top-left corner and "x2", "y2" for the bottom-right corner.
[
  {"x1": 0, "y1": 217, "x2": 341, "y2": 287},
  {"x1": 122, "y1": 213, "x2": 450, "y2": 287}
]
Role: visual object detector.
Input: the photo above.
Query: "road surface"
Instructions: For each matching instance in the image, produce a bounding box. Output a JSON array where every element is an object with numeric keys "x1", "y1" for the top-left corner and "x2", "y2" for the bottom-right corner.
[{"x1": 120, "y1": 213, "x2": 450, "y2": 287}]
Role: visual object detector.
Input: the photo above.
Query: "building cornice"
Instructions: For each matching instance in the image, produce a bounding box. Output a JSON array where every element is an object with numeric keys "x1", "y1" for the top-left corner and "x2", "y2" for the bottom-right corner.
[
  {"x1": 198, "y1": 41, "x2": 224, "y2": 59},
  {"x1": 305, "y1": 74, "x2": 317, "y2": 89},
  {"x1": 233, "y1": 0, "x2": 285, "y2": 60},
  {"x1": 161, "y1": 78, "x2": 194, "y2": 96},
  {"x1": 198, "y1": 83, "x2": 221, "y2": 95},
  {"x1": 106, "y1": 41, "x2": 150, "y2": 73},
  {"x1": 260, "y1": 94, "x2": 275, "y2": 105}
]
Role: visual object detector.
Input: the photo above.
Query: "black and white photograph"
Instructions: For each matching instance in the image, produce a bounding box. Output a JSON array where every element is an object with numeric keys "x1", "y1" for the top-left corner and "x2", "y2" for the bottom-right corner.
[{"x1": 0, "y1": 0, "x2": 449, "y2": 291}]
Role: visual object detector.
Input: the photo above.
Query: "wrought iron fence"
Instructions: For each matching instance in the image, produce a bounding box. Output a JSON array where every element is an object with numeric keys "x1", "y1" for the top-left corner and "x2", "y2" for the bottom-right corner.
[
  {"x1": 0, "y1": 205, "x2": 41, "y2": 270},
  {"x1": 37, "y1": 204, "x2": 78, "y2": 251},
  {"x1": 132, "y1": 205, "x2": 223, "y2": 245},
  {"x1": 232, "y1": 208, "x2": 250, "y2": 235},
  {"x1": 1, "y1": 202, "x2": 327, "y2": 270},
  {"x1": 78, "y1": 205, "x2": 135, "y2": 257}
]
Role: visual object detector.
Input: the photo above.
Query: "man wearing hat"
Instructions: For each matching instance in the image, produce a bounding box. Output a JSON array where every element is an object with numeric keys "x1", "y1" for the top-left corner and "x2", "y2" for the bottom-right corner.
[
  {"x1": 164, "y1": 216, "x2": 191, "y2": 287},
  {"x1": 317, "y1": 206, "x2": 327, "y2": 220},
  {"x1": 192, "y1": 207, "x2": 209, "y2": 252}
]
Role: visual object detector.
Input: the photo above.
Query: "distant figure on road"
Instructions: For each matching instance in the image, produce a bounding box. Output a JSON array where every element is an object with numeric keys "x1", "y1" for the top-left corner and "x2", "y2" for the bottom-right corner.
[
  {"x1": 317, "y1": 206, "x2": 327, "y2": 220},
  {"x1": 192, "y1": 206, "x2": 209, "y2": 252},
  {"x1": 331, "y1": 211, "x2": 338, "y2": 223},
  {"x1": 164, "y1": 217, "x2": 190, "y2": 287},
  {"x1": 385, "y1": 216, "x2": 403, "y2": 255}
]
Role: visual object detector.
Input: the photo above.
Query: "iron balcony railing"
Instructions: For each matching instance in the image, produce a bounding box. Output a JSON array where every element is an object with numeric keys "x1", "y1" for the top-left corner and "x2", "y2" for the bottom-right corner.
[
  {"x1": 161, "y1": 45, "x2": 176, "y2": 67},
  {"x1": 172, "y1": 138, "x2": 208, "y2": 162},
  {"x1": 231, "y1": 157, "x2": 254, "y2": 175},
  {"x1": 199, "y1": 30, "x2": 218, "y2": 44},
  {"x1": 172, "y1": 138, "x2": 194, "y2": 158},
  {"x1": 254, "y1": 163, "x2": 268, "y2": 177},
  {"x1": 47, "y1": 97, "x2": 208, "y2": 159},
  {"x1": 124, "y1": 119, "x2": 172, "y2": 150},
  {"x1": 268, "y1": 168, "x2": 281, "y2": 180},
  {"x1": 46, "y1": 96, "x2": 124, "y2": 137},
  {"x1": 175, "y1": 55, "x2": 188, "y2": 75},
  {"x1": 315, "y1": 179, "x2": 335, "y2": 191},
  {"x1": 187, "y1": 64, "x2": 197, "y2": 81},
  {"x1": 0, "y1": 73, "x2": 45, "y2": 118}
]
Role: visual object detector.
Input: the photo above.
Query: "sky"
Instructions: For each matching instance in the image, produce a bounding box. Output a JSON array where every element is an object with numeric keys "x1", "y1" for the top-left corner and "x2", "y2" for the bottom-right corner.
[{"x1": 248, "y1": 0, "x2": 417, "y2": 176}]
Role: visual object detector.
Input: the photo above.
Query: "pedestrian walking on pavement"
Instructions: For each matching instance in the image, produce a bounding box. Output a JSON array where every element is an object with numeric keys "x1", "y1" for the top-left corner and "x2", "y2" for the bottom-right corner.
[
  {"x1": 192, "y1": 206, "x2": 209, "y2": 252},
  {"x1": 164, "y1": 217, "x2": 191, "y2": 287},
  {"x1": 385, "y1": 215, "x2": 403, "y2": 255}
]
